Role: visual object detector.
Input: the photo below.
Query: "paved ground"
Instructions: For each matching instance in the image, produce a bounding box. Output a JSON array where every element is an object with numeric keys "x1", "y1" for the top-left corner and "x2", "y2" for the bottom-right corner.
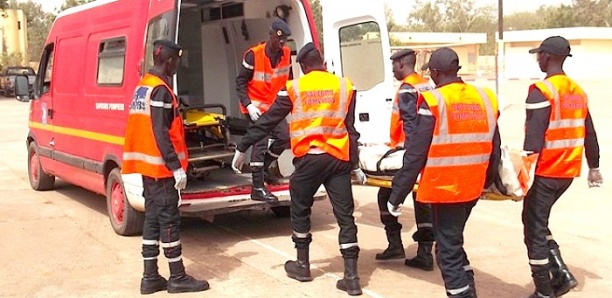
[{"x1": 0, "y1": 79, "x2": 610, "y2": 298}]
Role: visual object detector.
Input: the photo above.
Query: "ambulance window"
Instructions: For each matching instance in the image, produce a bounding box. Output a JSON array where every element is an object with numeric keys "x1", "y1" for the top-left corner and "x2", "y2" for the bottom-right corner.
[
  {"x1": 339, "y1": 21, "x2": 384, "y2": 91},
  {"x1": 145, "y1": 12, "x2": 173, "y2": 72},
  {"x1": 97, "y1": 37, "x2": 126, "y2": 86},
  {"x1": 38, "y1": 44, "x2": 54, "y2": 95}
]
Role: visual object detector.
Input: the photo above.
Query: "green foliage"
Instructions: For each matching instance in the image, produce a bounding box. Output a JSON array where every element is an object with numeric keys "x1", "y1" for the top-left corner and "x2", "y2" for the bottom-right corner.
[
  {"x1": 0, "y1": 51, "x2": 24, "y2": 69},
  {"x1": 6, "y1": 0, "x2": 55, "y2": 63},
  {"x1": 58, "y1": 0, "x2": 95, "y2": 12}
]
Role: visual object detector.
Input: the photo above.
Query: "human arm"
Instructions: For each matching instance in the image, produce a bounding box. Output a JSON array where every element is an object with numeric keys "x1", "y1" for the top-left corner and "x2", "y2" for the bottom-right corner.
[
  {"x1": 345, "y1": 88, "x2": 361, "y2": 169},
  {"x1": 523, "y1": 88, "x2": 550, "y2": 154},
  {"x1": 236, "y1": 50, "x2": 255, "y2": 109},
  {"x1": 398, "y1": 83, "x2": 419, "y2": 145},
  {"x1": 150, "y1": 86, "x2": 182, "y2": 171},
  {"x1": 388, "y1": 100, "x2": 434, "y2": 207}
]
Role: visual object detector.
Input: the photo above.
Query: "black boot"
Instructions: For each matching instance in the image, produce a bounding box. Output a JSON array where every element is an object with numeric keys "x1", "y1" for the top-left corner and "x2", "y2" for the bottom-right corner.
[
  {"x1": 405, "y1": 241, "x2": 434, "y2": 271},
  {"x1": 285, "y1": 247, "x2": 313, "y2": 282},
  {"x1": 251, "y1": 167, "x2": 279, "y2": 202},
  {"x1": 140, "y1": 259, "x2": 168, "y2": 295},
  {"x1": 336, "y1": 258, "x2": 362, "y2": 296},
  {"x1": 448, "y1": 287, "x2": 476, "y2": 298},
  {"x1": 167, "y1": 260, "x2": 210, "y2": 293},
  {"x1": 549, "y1": 248, "x2": 578, "y2": 297},
  {"x1": 529, "y1": 270, "x2": 556, "y2": 298},
  {"x1": 466, "y1": 269, "x2": 477, "y2": 298},
  {"x1": 375, "y1": 230, "x2": 405, "y2": 260},
  {"x1": 263, "y1": 154, "x2": 281, "y2": 185}
]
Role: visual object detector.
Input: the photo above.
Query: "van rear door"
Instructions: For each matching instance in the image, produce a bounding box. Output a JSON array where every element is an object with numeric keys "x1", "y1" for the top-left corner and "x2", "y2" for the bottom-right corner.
[{"x1": 322, "y1": 0, "x2": 393, "y2": 144}]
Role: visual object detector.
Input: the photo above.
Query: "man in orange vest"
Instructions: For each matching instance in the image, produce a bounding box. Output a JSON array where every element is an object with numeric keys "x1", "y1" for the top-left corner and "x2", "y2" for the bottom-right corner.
[
  {"x1": 235, "y1": 18, "x2": 292, "y2": 202},
  {"x1": 232, "y1": 43, "x2": 367, "y2": 296},
  {"x1": 387, "y1": 48, "x2": 501, "y2": 298},
  {"x1": 523, "y1": 36, "x2": 602, "y2": 298},
  {"x1": 122, "y1": 40, "x2": 209, "y2": 294},
  {"x1": 375, "y1": 49, "x2": 436, "y2": 272}
]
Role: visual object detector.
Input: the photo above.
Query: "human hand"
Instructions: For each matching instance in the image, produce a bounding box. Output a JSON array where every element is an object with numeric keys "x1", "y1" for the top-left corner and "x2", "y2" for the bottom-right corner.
[
  {"x1": 246, "y1": 104, "x2": 262, "y2": 121},
  {"x1": 588, "y1": 168, "x2": 603, "y2": 188},
  {"x1": 232, "y1": 150, "x2": 246, "y2": 174},
  {"x1": 352, "y1": 168, "x2": 367, "y2": 184},
  {"x1": 387, "y1": 201, "x2": 402, "y2": 217},
  {"x1": 172, "y1": 168, "x2": 187, "y2": 190}
]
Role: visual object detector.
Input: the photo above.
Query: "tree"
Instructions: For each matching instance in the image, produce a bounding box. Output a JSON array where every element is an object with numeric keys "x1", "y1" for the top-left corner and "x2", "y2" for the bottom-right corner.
[
  {"x1": 58, "y1": 0, "x2": 95, "y2": 12},
  {"x1": 6, "y1": 0, "x2": 55, "y2": 63},
  {"x1": 406, "y1": 0, "x2": 445, "y2": 32},
  {"x1": 0, "y1": 0, "x2": 8, "y2": 10},
  {"x1": 309, "y1": 0, "x2": 323, "y2": 49}
]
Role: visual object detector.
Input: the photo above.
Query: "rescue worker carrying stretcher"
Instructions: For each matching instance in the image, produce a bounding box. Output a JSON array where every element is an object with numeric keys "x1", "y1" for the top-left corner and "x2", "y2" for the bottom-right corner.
[
  {"x1": 387, "y1": 48, "x2": 501, "y2": 298},
  {"x1": 235, "y1": 18, "x2": 292, "y2": 202},
  {"x1": 231, "y1": 42, "x2": 367, "y2": 296},
  {"x1": 375, "y1": 49, "x2": 436, "y2": 272}
]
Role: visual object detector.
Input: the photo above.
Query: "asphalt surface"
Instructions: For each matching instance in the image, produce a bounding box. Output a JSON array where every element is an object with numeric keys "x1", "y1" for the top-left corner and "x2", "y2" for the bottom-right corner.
[{"x1": 0, "y1": 79, "x2": 610, "y2": 298}]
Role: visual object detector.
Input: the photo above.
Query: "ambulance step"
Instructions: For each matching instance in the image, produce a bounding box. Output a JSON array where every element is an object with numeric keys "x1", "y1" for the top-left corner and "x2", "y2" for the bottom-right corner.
[{"x1": 188, "y1": 149, "x2": 235, "y2": 163}]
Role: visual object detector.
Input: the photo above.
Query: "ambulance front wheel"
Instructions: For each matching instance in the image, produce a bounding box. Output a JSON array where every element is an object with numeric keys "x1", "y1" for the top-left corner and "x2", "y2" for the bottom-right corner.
[
  {"x1": 106, "y1": 168, "x2": 144, "y2": 236},
  {"x1": 27, "y1": 141, "x2": 55, "y2": 191}
]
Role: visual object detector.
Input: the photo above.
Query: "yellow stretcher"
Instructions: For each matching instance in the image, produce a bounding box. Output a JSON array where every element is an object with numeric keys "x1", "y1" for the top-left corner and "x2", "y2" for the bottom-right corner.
[{"x1": 364, "y1": 177, "x2": 523, "y2": 202}]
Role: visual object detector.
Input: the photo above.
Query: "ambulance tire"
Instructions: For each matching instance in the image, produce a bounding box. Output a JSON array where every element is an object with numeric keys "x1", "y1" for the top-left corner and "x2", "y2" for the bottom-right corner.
[
  {"x1": 27, "y1": 142, "x2": 55, "y2": 191},
  {"x1": 271, "y1": 206, "x2": 291, "y2": 217},
  {"x1": 106, "y1": 168, "x2": 144, "y2": 236}
]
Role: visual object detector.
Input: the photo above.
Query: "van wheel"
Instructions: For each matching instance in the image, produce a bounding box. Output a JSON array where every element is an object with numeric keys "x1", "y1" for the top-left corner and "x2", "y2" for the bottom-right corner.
[
  {"x1": 27, "y1": 142, "x2": 55, "y2": 191},
  {"x1": 271, "y1": 206, "x2": 291, "y2": 217},
  {"x1": 106, "y1": 168, "x2": 144, "y2": 236}
]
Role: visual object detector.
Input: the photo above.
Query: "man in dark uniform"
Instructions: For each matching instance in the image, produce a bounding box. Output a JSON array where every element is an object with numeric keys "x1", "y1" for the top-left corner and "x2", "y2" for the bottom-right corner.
[
  {"x1": 123, "y1": 39, "x2": 209, "y2": 294},
  {"x1": 375, "y1": 49, "x2": 436, "y2": 272},
  {"x1": 523, "y1": 36, "x2": 602, "y2": 298},
  {"x1": 235, "y1": 18, "x2": 292, "y2": 202},
  {"x1": 387, "y1": 48, "x2": 501, "y2": 298},
  {"x1": 232, "y1": 43, "x2": 367, "y2": 296}
]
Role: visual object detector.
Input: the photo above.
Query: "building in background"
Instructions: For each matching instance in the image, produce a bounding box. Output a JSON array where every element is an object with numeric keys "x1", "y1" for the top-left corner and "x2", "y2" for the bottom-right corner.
[
  {"x1": 389, "y1": 32, "x2": 487, "y2": 77},
  {"x1": 0, "y1": 9, "x2": 29, "y2": 67},
  {"x1": 501, "y1": 27, "x2": 612, "y2": 80}
]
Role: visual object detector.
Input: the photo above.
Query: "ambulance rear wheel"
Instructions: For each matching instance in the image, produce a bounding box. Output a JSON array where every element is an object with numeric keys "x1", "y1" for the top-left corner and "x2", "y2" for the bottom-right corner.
[
  {"x1": 27, "y1": 142, "x2": 55, "y2": 191},
  {"x1": 271, "y1": 206, "x2": 291, "y2": 217},
  {"x1": 106, "y1": 168, "x2": 144, "y2": 236}
]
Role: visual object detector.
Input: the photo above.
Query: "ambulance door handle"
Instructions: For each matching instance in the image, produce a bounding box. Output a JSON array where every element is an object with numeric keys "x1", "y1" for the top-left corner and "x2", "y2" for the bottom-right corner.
[
  {"x1": 49, "y1": 139, "x2": 55, "y2": 147},
  {"x1": 47, "y1": 108, "x2": 53, "y2": 119}
]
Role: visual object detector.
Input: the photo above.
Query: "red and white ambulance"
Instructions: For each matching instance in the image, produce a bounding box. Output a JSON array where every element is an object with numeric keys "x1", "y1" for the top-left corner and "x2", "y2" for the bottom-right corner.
[{"x1": 17, "y1": 0, "x2": 394, "y2": 235}]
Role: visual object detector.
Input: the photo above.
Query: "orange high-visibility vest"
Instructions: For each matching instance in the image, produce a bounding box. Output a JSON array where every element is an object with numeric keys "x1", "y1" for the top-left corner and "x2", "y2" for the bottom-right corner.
[
  {"x1": 286, "y1": 71, "x2": 354, "y2": 161},
  {"x1": 530, "y1": 75, "x2": 588, "y2": 178},
  {"x1": 389, "y1": 73, "x2": 432, "y2": 147},
  {"x1": 240, "y1": 43, "x2": 291, "y2": 114},
  {"x1": 122, "y1": 74, "x2": 188, "y2": 178},
  {"x1": 417, "y1": 84, "x2": 498, "y2": 203}
]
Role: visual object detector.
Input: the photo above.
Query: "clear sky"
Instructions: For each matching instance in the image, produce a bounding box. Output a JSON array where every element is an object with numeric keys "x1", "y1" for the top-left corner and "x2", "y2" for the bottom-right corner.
[{"x1": 25, "y1": 0, "x2": 573, "y2": 21}]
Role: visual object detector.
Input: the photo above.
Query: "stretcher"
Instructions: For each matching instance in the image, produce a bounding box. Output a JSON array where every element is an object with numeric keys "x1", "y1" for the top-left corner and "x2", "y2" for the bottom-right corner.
[
  {"x1": 358, "y1": 145, "x2": 532, "y2": 202},
  {"x1": 181, "y1": 104, "x2": 236, "y2": 179}
]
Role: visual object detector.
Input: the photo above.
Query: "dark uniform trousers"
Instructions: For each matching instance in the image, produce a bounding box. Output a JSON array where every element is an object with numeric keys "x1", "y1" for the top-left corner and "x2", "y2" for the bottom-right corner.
[
  {"x1": 522, "y1": 175, "x2": 573, "y2": 274},
  {"x1": 246, "y1": 115, "x2": 290, "y2": 169},
  {"x1": 290, "y1": 153, "x2": 359, "y2": 259},
  {"x1": 377, "y1": 188, "x2": 435, "y2": 241},
  {"x1": 142, "y1": 176, "x2": 182, "y2": 262},
  {"x1": 433, "y1": 199, "x2": 478, "y2": 298}
]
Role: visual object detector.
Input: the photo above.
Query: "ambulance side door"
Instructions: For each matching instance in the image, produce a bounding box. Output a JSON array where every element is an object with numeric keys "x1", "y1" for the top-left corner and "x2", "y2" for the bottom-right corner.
[{"x1": 322, "y1": 0, "x2": 394, "y2": 144}]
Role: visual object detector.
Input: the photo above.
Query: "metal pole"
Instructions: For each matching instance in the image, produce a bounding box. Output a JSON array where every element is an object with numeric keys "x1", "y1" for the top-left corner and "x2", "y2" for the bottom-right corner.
[{"x1": 495, "y1": 0, "x2": 503, "y2": 99}]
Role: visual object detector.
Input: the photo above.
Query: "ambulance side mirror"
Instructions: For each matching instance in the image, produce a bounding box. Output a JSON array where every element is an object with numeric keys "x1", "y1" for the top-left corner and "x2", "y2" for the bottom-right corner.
[{"x1": 14, "y1": 75, "x2": 31, "y2": 102}]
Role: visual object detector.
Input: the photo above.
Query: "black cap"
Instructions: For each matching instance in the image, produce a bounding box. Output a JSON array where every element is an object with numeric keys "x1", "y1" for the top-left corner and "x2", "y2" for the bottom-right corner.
[
  {"x1": 296, "y1": 42, "x2": 319, "y2": 63},
  {"x1": 426, "y1": 47, "x2": 461, "y2": 72},
  {"x1": 271, "y1": 18, "x2": 292, "y2": 39},
  {"x1": 153, "y1": 39, "x2": 183, "y2": 58},
  {"x1": 529, "y1": 36, "x2": 572, "y2": 57},
  {"x1": 390, "y1": 49, "x2": 415, "y2": 61}
]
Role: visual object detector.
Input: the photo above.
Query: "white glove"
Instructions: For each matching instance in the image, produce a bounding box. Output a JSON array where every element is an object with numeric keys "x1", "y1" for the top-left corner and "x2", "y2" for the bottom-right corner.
[
  {"x1": 387, "y1": 201, "x2": 402, "y2": 217},
  {"x1": 246, "y1": 104, "x2": 262, "y2": 121},
  {"x1": 232, "y1": 150, "x2": 246, "y2": 174},
  {"x1": 172, "y1": 168, "x2": 187, "y2": 190},
  {"x1": 351, "y1": 168, "x2": 367, "y2": 185},
  {"x1": 588, "y1": 168, "x2": 603, "y2": 188}
]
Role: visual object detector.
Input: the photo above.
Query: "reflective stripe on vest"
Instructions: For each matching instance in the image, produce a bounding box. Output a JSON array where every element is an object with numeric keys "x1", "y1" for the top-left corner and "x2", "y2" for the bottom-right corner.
[
  {"x1": 532, "y1": 76, "x2": 587, "y2": 178},
  {"x1": 418, "y1": 85, "x2": 497, "y2": 203},
  {"x1": 287, "y1": 72, "x2": 352, "y2": 161}
]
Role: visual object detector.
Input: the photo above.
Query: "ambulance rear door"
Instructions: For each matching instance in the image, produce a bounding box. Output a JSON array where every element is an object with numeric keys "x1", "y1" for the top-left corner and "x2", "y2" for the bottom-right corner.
[{"x1": 322, "y1": 0, "x2": 394, "y2": 144}]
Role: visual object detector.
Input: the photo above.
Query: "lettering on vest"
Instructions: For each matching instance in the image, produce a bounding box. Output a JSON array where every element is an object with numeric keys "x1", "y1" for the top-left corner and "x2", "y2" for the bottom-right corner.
[
  {"x1": 561, "y1": 94, "x2": 586, "y2": 110},
  {"x1": 130, "y1": 86, "x2": 149, "y2": 111},
  {"x1": 304, "y1": 89, "x2": 335, "y2": 105},
  {"x1": 451, "y1": 103, "x2": 486, "y2": 121}
]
